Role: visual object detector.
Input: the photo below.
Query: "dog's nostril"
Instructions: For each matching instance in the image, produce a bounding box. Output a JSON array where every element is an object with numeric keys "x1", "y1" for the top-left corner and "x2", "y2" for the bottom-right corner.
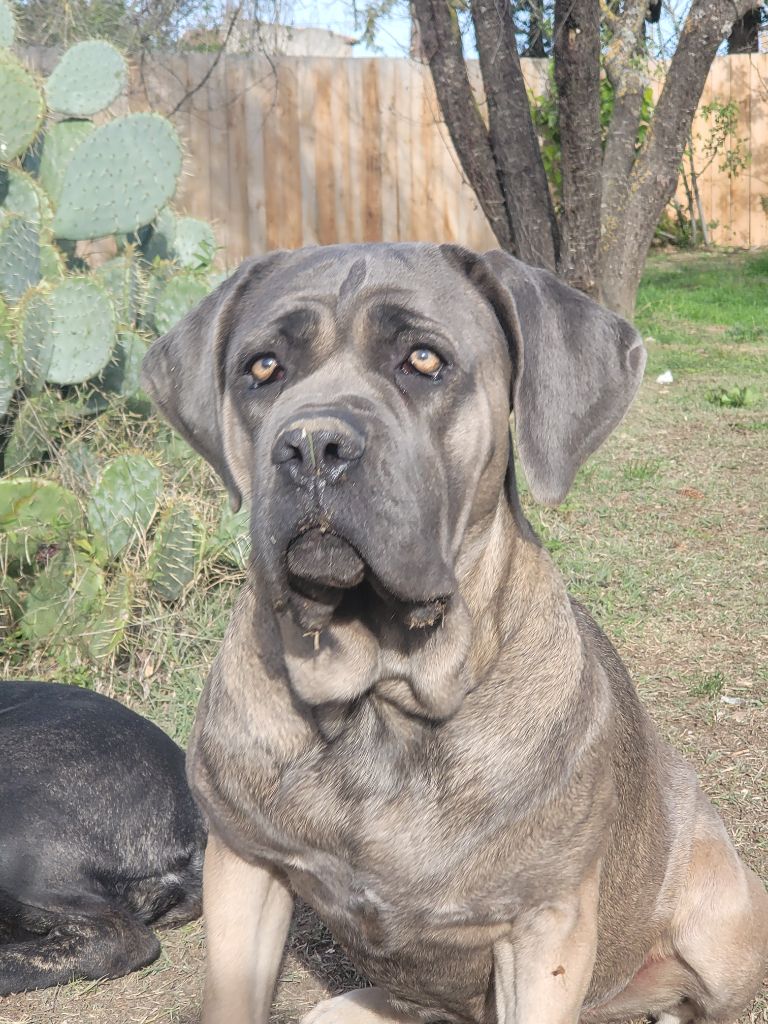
[
  {"x1": 288, "y1": 443, "x2": 303, "y2": 462},
  {"x1": 325, "y1": 442, "x2": 341, "y2": 462}
]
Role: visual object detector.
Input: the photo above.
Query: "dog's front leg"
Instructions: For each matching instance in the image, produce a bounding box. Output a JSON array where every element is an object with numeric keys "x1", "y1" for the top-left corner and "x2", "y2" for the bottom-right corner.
[
  {"x1": 493, "y1": 864, "x2": 600, "y2": 1024},
  {"x1": 202, "y1": 830, "x2": 293, "y2": 1024}
]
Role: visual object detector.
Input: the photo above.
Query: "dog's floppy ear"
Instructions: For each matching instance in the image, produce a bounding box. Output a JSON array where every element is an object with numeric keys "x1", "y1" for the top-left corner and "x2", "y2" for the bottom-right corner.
[
  {"x1": 141, "y1": 252, "x2": 286, "y2": 510},
  {"x1": 461, "y1": 248, "x2": 646, "y2": 505}
]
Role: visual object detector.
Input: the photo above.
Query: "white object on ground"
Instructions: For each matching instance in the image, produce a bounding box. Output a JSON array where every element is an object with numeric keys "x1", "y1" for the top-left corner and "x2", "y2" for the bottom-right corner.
[{"x1": 656, "y1": 370, "x2": 674, "y2": 384}]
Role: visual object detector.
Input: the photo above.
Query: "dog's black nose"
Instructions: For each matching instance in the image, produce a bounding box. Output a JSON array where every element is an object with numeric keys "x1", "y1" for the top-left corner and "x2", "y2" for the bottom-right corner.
[{"x1": 272, "y1": 417, "x2": 365, "y2": 485}]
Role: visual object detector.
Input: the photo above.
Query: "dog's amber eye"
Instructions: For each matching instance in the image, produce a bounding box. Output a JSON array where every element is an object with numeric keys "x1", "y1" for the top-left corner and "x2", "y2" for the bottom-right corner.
[
  {"x1": 249, "y1": 354, "x2": 282, "y2": 385},
  {"x1": 406, "y1": 348, "x2": 444, "y2": 377}
]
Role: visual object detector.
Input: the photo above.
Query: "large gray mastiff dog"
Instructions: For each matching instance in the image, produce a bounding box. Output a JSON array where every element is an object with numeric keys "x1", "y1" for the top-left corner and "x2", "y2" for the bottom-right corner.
[{"x1": 141, "y1": 243, "x2": 767, "y2": 1024}]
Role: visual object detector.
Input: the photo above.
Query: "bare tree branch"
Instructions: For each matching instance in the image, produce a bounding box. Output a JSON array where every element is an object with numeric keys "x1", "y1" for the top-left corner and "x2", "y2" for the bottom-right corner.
[
  {"x1": 411, "y1": 0, "x2": 516, "y2": 252},
  {"x1": 554, "y1": 0, "x2": 602, "y2": 292},
  {"x1": 168, "y1": 2, "x2": 244, "y2": 117},
  {"x1": 472, "y1": 0, "x2": 559, "y2": 268}
]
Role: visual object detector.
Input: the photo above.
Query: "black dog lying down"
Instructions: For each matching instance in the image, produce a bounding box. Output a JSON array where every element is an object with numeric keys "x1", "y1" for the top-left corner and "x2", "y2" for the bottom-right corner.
[{"x1": 0, "y1": 681, "x2": 206, "y2": 994}]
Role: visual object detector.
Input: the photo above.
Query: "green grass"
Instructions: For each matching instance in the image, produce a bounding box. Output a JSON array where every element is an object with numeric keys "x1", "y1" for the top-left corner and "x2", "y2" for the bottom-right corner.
[{"x1": 1, "y1": 250, "x2": 766, "y2": 1024}]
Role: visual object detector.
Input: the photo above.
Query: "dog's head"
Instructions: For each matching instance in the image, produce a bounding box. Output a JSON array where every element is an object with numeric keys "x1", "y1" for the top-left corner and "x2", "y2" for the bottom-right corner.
[{"x1": 142, "y1": 244, "x2": 644, "y2": 645}]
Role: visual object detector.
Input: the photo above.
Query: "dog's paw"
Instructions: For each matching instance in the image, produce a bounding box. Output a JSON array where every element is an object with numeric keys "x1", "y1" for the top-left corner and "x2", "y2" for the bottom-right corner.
[{"x1": 300, "y1": 988, "x2": 412, "y2": 1024}]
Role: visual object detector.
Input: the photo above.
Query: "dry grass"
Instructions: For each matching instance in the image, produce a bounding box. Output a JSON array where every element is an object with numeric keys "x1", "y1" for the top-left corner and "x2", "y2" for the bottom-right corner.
[{"x1": 1, "y1": 251, "x2": 767, "y2": 1022}]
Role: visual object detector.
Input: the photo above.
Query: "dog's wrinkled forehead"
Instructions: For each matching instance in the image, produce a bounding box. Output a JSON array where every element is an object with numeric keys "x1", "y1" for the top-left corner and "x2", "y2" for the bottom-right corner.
[
  {"x1": 141, "y1": 242, "x2": 646, "y2": 511},
  {"x1": 226, "y1": 244, "x2": 497, "y2": 353}
]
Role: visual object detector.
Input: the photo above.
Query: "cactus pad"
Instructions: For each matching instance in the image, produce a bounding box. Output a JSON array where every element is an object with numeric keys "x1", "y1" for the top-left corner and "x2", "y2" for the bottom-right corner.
[
  {"x1": 0, "y1": 216, "x2": 40, "y2": 301},
  {"x1": 39, "y1": 242, "x2": 64, "y2": 280},
  {"x1": 95, "y1": 253, "x2": 145, "y2": 327},
  {"x1": 208, "y1": 502, "x2": 250, "y2": 569},
  {"x1": 17, "y1": 286, "x2": 52, "y2": 389},
  {"x1": 0, "y1": 167, "x2": 52, "y2": 228},
  {"x1": 45, "y1": 41, "x2": 128, "y2": 117},
  {"x1": 0, "y1": 477, "x2": 82, "y2": 567},
  {"x1": 53, "y1": 114, "x2": 182, "y2": 240},
  {"x1": 85, "y1": 574, "x2": 133, "y2": 659},
  {"x1": 21, "y1": 549, "x2": 104, "y2": 646},
  {"x1": 0, "y1": 55, "x2": 44, "y2": 163},
  {"x1": 143, "y1": 207, "x2": 177, "y2": 262},
  {"x1": 151, "y1": 273, "x2": 210, "y2": 334},
  {"x1": 38, "y1": 118, "x2": 94, "y2": 204},
  {"x1": 87, "y1": 454, "x2": 162, "y2": 562},
  {"x1": 0, "y1": 0, "x2": 16, "y2": 48},
  {"x1": 0, "y1": 327, "x2": 16, "y2": 416},
  {"x1": 0, "y1": 576, "x2": 21, "y2": 639},
  {"x1": 148, "y1": 503, "x2": 201, "y2": 600},
  {"x1": 173, "y1": 217, "x2": 216, "y2": 269},
  {"x1": 3, "y1": 391, "x2": 85, "y2": 473},
  {"x1": 91, "y1": 329, "x2": 148, "y2": 407},
  {"x1": 42, "y1": 277, "x2": 116, "y2": 385}
]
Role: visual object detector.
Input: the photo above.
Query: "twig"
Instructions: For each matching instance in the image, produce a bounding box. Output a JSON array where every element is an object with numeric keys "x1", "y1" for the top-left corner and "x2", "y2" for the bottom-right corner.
[{"x1": 168, "y1": 2, "x2": 244, "y2": 117}]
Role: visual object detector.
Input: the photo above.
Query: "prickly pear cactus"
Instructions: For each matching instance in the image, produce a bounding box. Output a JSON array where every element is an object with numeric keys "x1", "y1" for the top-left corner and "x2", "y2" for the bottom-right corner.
[
  {"x1": 16, "y1": 285, "x2": 52, "y2": 389},
  {"x1": 148, "y1": 503, "x2": 201, "y2": 600},
  {"x1": 0, "y1": 0, "x2": 15, "y2": 49},
  {"x1": 208, "y1": 501, "x2": 250, "y2": 569},
  {"x1": 2, "y1": 390, "x2": 85, "y2": 473},
  {"x1": 87, "y1": 454, "x2": 162, "y2": 562},
  {"x1": 0, "y1": 575, "x2": 21, "y2": 638},
  {"x1": 37, "y1": 118, "x2": 94, "y2": 205},
  {"x1": 0, "y1": 216, "x2": 40, "y2": 301},
  {"x1": 95, "y1": 253, "x2": 145, "y2": 328},
  {"x1": 0, "y1": 167, "x2": 53, "y2": 228},
  {"x1": 143, "y1": 207, "x2": 177, "y2": 262},
  {"x1": 150, "y1": 272, "x2": 210, "y2": 334},
  {"x1": 0, "y1": 297, "x2": 15, "y2": 415},
  {"x1": 89, "y1": 330, "x2": 149, "y2": 411},
  {"x1": 85, "y1": 574, "x2": 133, "y2": 659},
  {"x1": 53, "y1": 114, "x2": 183, "y2": 240},
  {"x1": 20, "y1": 548, "x2": 104, "y2": 646},
  {"x1": 0, "y1": 477, "x2": 82, "y2": 567},
  {"x1": 24, "y1": 277, "x2": 117, "y2": 386},
  {"x1": 0, "y1": 55, "x2": 44, "y2": 163},
  {"x1": 45, "y1": 41, "x2": 128, "y2": 117},
  {"x1": 173, "y1": 217, "x2": 216, "y2": 269}
]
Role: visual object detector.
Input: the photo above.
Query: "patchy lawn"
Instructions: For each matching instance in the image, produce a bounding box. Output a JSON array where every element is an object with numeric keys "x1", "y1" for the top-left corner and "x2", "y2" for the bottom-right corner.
[{"x1": 1, "y1": 250, "x2": 766, "y2": 1023}]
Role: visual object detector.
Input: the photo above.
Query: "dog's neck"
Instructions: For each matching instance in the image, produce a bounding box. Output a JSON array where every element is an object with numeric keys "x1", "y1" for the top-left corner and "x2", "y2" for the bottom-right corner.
[{"x1": 258, "y1": 498, "x2": 583, "y2": 726}]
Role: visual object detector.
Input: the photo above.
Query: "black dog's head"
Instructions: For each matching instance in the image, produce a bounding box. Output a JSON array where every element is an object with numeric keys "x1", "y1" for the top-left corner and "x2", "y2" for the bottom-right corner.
[{"x1": 142, "y1": 244, "x2": 644, "y2": 651}]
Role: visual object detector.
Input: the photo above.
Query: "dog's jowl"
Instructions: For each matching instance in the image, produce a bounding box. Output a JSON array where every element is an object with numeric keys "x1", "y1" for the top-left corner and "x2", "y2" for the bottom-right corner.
[{"x1": 142, "y1": 244, "x2": 768, "y2": 1024}]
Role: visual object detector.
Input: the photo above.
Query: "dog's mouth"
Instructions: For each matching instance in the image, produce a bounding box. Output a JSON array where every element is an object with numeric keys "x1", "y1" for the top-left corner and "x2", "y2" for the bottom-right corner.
[{"x1": 283, "y1": 527, "x2": 450, "y2": 633}]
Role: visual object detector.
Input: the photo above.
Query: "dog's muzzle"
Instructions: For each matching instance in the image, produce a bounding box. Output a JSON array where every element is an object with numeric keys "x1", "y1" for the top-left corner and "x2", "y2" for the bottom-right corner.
[{"x1": 272, "y1": 415, "x2": 365, "y2": 488}]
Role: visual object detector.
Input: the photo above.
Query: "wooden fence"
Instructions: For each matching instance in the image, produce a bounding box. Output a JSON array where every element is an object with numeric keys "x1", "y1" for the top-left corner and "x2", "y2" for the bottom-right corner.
[{"x1": 25, "y1": 50, "x2": 768, "y2": 263}]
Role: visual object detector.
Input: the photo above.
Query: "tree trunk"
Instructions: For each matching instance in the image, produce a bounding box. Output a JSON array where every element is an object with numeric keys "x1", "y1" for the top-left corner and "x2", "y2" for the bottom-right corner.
[
  {"x1": 411, "y1": 0, "x2": 516, "y2": 253},
  {"x1": 554, "y1": 0, "x2": 602, "y2": 294},
  {"x1": 472, "y1": 0, "x2": 559, "y2": 268},
  {"x1": 599, "y1": 0, "x2": 755, "y2": 316},
  {"x1": 521, "y1": 0, "x2": 548, "y2": 57}
]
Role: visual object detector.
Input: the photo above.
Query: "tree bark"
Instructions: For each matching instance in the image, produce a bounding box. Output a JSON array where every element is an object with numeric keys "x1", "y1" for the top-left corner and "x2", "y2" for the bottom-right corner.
[
  {"x1": 411, "y1": 0, "x2": 515, "y2": 252},
  {"x1": 599, "y1": 0, "x2": 755, "y2": 316},
  {"x1": 553, "y1": 0, "x2": 602, "y2": 294},
  {"x1": 472, "y1": 0, "x2": 559, "y2": 268}
]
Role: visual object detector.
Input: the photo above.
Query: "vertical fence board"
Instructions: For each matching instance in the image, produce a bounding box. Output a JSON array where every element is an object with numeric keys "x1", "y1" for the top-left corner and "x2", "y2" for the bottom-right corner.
[
  {"x1": 730, "y1": 55, "x2": 752, "y2": 247},
  {"x1": 749, "y1": 57, "x2": 768, "y2": 247},
  {"x1": 709, "y1": 58, "x2": 732, "y2": 244}
]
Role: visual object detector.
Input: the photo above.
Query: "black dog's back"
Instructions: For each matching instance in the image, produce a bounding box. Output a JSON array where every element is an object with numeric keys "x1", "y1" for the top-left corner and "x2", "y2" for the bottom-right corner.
[{"x1": 0, "y1": 681, "x2": 206, "y2": 994}]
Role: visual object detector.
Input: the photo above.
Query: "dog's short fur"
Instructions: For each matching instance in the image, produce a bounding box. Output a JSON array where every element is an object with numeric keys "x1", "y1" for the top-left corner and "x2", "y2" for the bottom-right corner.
[
  {"x1": 142, "y1": 244, "x2": 768, "y2": 1024},
  {"x1": 0, "y1": 681, "x2": 206, "y2": 994}
]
